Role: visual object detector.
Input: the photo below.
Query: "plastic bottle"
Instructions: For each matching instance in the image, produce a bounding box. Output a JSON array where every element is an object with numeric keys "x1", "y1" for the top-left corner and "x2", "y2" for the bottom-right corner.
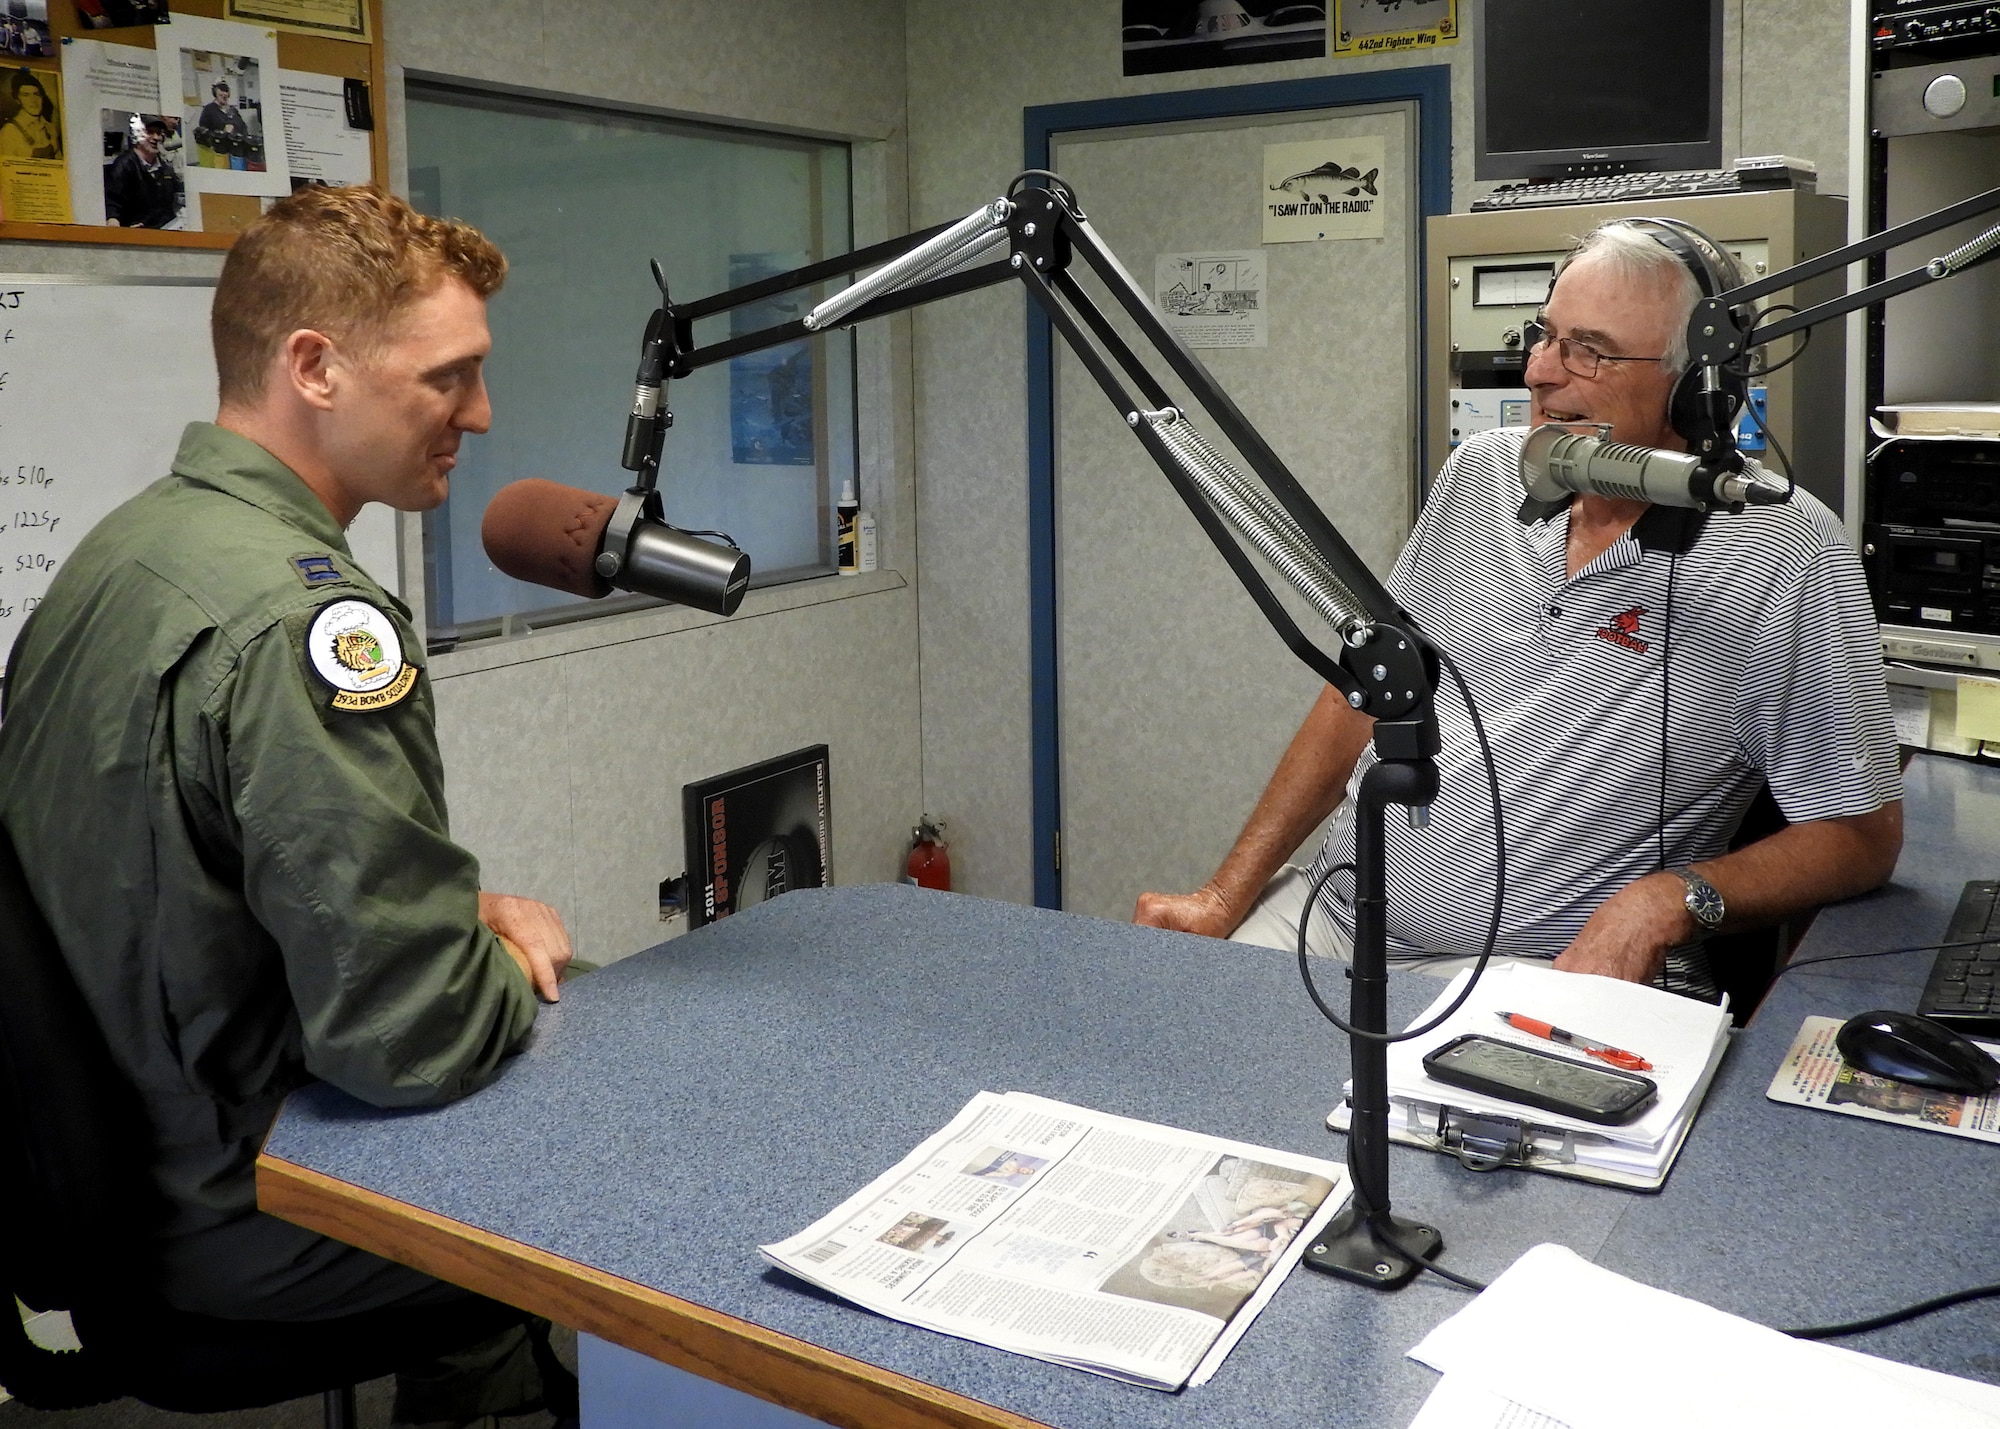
[
  {"x1": 905, "y1": 818, "x2": 950, "y2": 891},
  {"x1": 856, "y1": 509, "x2": 878, "y2": 573},
  {"x1": 836, "y1": 480, "x2": 859, "y2": 574}
]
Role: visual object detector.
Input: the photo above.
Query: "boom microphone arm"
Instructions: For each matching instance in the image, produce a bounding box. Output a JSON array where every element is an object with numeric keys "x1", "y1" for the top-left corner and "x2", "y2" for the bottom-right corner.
[
  {"x1": 657, "y1": 178, "x2": 1430, "y2": 717},
  {"x1": 1683, "y1": 181, "x2": 2000, "y2": 472},
  {"x1": 645, "y1": 173, "x2": 1445, "y2": 1289}
]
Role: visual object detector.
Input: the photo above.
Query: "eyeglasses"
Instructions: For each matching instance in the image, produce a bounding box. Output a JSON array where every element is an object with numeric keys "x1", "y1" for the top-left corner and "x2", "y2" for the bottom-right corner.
[{"x1": 1524, "y1": 321, "x2": 1664, "y2": 380}]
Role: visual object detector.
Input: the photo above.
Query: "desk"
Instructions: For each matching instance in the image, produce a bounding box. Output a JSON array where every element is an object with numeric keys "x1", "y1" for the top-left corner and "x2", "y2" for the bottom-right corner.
[{"x1": 258, "y1": 752, "x2": 2000, "y2": 1427}]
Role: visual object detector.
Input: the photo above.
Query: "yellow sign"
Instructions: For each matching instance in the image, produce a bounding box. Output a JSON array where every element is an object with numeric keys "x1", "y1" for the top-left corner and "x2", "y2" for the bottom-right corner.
[
  {"x1": 1332, "y1": 0, "x2": 1457, "y2": 55},
  {"x1": 0, "y1": 67, "x2": 71, "y2": 225}
]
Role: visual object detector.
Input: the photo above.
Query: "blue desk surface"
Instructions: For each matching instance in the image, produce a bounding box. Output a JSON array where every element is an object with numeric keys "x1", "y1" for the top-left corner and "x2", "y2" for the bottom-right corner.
[{"x1": 263, "y1": 753, "x2": 2000, "y2": 1427}]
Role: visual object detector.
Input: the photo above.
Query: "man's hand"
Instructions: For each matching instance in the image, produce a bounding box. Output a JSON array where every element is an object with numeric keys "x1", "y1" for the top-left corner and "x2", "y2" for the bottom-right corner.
[
  {"x1": 1551, "y1": 871, "x2": 1693, "y2": 985},
  {"x1": 1552, "y1": 806, "x2": 1904, "y2": 987},
  {"x1": 1134, "y1": 685, "x2": 1376, "y2": 944},
  {"x1": 1134, "y1": 884, "x2": 1240, "y2": 939},
  {"x1": 479, "y1": 891, "x2": 573, "y2": 1002}
]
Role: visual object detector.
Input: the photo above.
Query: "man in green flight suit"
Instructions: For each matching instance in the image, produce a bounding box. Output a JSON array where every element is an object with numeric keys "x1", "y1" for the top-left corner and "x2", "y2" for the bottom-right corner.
[{"x1": 0, "y1": 185, "x2": 574, "y2": 1425}]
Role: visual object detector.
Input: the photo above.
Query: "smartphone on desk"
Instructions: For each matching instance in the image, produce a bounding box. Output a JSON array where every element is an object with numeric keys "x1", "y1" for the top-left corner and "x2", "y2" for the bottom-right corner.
[{"x1": 1422, "y1": 1033, "x2": 1657, "y2": 1126}]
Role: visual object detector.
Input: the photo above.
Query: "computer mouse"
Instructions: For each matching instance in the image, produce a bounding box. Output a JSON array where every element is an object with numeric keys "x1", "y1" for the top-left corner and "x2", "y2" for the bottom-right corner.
[{"x1": 1835, "y1": 1009, "x2": 2000, "y2": 1095}]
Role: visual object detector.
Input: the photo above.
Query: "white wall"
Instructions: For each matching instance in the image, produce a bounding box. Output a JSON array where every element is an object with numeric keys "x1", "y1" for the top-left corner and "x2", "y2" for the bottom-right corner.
[
  {"x1": 902, "y1": 0, "x2": 1854, "y2": 907},
  {"x1": 382, "y1": 0, "x2": 923, "y2": 964}
]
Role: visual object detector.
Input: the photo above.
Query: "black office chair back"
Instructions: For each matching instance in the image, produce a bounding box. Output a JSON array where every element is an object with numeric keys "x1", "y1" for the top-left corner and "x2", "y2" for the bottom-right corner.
[
  {"x1": 1706, "y1": 782, "x2": 1792, "y2": 1026},
  {"x1": 0, "y1": 821, "x2": 546, "y2": 1416},
  {"x1": 0, "y1": 818, "x2": 149, "y2": 1406}
]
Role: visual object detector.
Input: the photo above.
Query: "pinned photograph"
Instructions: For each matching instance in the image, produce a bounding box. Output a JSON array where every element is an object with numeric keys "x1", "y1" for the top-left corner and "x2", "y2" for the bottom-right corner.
[
  {"x1": 0, "y1": 64, "x2": 58, "y2": 159},
  {"x1": 185, "y1": 56, "x2": 264, "y2": 172},
  {"x1": 154, "y1": 13, "x2": 289, "y2": 197},
  {"x1": 3, "y1": 2, "x2": 56, "y2": 58},
  {"x1": 72, "y1": 0, "x2": 171, "y2": 28},
  {"x1": 0, "y1": 65, "x2": 71, "y2": 222},
  {"x1": 61, "y1": 34, "x2": 174, "y2": 224},
  {"x1": 1123, "y1": 1, "x2": 1326, "y2": 77},
  {"x1": 100, "y1": 110, "x2": 184, "y2": 228}
]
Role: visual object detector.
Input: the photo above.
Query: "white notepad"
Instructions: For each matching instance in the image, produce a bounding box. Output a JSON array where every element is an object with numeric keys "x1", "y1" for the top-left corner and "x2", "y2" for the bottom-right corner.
[{"x1": 1327, "y1": 964, "x2": 1733, "y2": 1189}]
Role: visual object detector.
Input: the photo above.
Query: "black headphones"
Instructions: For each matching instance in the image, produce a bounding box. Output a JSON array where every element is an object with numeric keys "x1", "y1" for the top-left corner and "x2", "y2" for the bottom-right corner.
[{"x1": 1624, "y1": 217, "x2": 1755, "y2": 456}]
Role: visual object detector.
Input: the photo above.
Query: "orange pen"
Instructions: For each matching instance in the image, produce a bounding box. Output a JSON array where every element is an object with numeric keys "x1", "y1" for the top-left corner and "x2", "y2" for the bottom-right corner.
[{"x1": 1495, "y1": 1011, "x2": 1653, "y2": 1072}]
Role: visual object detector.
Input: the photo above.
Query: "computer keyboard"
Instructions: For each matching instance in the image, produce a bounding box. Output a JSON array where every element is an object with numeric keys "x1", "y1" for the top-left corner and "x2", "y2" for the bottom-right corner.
[
  {"x1": 1470, "y1": 157, "x2": 1815, "y2": 213},
  {"x1": 1917, "y1": 879, "x2": 2000, "y2": 1035}
]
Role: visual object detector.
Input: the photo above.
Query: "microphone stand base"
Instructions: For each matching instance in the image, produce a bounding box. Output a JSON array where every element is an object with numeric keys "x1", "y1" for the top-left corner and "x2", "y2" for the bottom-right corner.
[{"x1": 1302, "y1": 1207, "x2": 1442, "y2": 1289}]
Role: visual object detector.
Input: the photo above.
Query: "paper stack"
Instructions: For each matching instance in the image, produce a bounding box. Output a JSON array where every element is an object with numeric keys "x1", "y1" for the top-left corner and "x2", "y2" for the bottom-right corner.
[
  {"x1": 1874, "y1": 402, "x2": 2000, "y2": 438},
  {"x1": 1327, "y1": 963, "x2": 1733, "y2": 1189},
  {"x1": 1405, "y1": 1244, "x2": 2000, "y2": 1429}
]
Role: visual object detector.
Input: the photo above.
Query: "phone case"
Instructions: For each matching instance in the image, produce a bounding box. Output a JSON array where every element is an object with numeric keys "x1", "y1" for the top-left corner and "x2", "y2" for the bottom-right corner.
[{"x1": 1422, "y1": 1033, "x2": 1658, "y2": 1126}]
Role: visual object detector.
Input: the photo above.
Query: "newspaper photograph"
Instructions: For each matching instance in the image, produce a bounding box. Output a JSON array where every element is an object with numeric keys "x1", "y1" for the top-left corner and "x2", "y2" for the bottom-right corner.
[
  {"x1": 1766, "y1": 1016, "x2": 2000, "y2": 1143},
  {"x1": 760, "y1": 1091, "x2": 1348, "y2": 1390}
]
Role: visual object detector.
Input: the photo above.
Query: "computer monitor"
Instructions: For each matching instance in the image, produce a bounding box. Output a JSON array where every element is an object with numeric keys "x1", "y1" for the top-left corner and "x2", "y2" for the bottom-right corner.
[{"x1": 1474, "y1": 0, "x2": 1724, "y2": 182}]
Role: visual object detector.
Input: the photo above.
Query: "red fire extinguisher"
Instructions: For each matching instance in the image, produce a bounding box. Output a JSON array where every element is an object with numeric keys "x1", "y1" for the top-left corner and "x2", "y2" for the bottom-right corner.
[{"x1": 906, "y1": 817, "x2": 950, "y2": 891}]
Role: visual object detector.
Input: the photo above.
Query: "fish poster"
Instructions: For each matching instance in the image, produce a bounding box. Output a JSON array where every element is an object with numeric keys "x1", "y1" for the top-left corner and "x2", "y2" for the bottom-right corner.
[{"x1": 1262, "y1": 136, "x2": 1384, "y2": 244}]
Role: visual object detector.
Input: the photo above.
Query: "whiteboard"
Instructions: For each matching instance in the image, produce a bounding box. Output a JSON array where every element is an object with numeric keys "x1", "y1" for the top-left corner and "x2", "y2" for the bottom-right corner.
[{"x1": 0, "y1": 274, "x2": 398, "y2": 671}]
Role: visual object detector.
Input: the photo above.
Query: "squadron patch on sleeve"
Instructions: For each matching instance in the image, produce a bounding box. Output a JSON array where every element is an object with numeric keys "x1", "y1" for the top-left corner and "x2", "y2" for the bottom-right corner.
[{"x1": 306, "y1": 598, "x2": 419, "y2": 712}]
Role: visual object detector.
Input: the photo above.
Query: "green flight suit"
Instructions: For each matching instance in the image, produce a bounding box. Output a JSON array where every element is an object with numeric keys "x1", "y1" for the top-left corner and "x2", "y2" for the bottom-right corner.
[{"x1": 0, "y1": 422, "x2": 538, "y2": 1322}]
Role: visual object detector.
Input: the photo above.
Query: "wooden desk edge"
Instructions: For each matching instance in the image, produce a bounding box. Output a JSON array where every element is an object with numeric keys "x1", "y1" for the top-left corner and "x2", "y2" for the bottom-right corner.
[{"x1": 256, "y1": 1154, "x2": 1046, "y2": 1429}]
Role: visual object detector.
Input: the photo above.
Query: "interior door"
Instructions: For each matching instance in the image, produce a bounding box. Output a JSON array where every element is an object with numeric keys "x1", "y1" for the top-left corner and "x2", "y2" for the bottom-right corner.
[{"x1": 1051, "y1": 104, "x2": 1418, "y2": 920}]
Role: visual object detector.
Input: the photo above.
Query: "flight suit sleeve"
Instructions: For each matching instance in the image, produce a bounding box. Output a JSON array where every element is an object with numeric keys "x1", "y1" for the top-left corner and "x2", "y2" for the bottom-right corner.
[{"x1": 209, "y1": 605, "x2": 538, "y2": 1108}]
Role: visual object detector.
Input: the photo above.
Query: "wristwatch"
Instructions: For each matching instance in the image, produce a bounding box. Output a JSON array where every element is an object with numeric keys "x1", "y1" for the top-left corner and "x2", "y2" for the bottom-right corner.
[{"x1": 1669, "y1": 866, "x2": 1725, "y2": 933}]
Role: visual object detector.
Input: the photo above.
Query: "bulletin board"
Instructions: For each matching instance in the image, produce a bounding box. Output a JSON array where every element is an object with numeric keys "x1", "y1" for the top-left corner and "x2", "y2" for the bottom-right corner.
[{"x1": 1, "y1": 0, "x2": 385, "y2": 250}]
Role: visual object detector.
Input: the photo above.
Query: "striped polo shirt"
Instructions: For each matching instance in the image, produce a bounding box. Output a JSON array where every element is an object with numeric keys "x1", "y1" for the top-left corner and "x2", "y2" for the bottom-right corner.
[{"x1": 1306, "y1": 426, "x2": 1901, "y2": 985}]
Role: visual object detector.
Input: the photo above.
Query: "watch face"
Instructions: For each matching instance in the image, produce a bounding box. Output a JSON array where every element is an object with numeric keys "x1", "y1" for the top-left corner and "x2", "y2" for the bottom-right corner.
[{"x1": 1682, "y1": 873, "x2": 1724, "y2": 927}]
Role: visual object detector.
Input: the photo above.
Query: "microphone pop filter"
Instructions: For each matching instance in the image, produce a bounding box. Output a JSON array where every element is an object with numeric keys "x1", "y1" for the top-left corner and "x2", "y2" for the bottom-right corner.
[{"x1": 481, "y1": 479, "x2": 617, "y2": 598}]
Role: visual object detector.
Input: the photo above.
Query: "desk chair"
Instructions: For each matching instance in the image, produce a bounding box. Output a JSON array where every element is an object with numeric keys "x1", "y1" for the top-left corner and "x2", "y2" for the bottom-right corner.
[
  {"x1": 0, "y1": 823, "x2": 541, "y2": 1427},
  {"x1": 1705, "y1": 782, "x2": 1797, "y2": 1026}
]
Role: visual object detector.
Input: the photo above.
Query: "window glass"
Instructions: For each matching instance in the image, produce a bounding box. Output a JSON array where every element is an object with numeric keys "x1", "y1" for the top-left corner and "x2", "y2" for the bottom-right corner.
[{"x1": 406, "y1": 82, "x2": 855, "y2": 643}]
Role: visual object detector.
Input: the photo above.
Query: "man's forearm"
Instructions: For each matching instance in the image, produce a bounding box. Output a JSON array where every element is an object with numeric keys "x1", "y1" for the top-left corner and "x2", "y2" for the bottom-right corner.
[
  {"x1": 1695, "y1": 800, "x2": 1904, "y2": 933},
  {"x1": 1554, "y1": 801, "x2": 1905, "y2": 984},
  {"x1": 1204, "y1": 685, "x2": 1375, "y2": 916}
]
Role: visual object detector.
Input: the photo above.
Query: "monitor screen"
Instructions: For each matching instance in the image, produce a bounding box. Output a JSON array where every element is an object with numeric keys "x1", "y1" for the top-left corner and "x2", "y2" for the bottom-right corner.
[{"x1": 1475, "y1": 0, "x2": 1723, "y2": 181}]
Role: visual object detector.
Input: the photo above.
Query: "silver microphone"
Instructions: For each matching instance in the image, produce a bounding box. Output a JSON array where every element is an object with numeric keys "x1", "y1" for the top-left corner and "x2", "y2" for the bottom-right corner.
[{"x1": 1520, "y1": 424, "x2": 1790, "y2": 513}]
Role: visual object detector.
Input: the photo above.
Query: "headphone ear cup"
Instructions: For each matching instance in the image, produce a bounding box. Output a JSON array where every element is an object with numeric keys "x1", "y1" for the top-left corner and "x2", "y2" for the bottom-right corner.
[
  {"x1": 1628, "y1": 218, "x2": 1751, "y2": 454},
  {"x1": 1669, "y1": 359, "x2": 1749, "y2": 451},
  {"x1": 1667, "y1": 366, "x2": 1704, "y2": 446}
]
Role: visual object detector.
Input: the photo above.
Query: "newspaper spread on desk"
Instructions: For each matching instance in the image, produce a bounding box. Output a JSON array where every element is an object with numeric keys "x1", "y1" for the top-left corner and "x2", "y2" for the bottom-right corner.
[
  {"x1": 759, "y1": 1090, "x2": 1349, "y2": 1390},
  {"x1": 1765, "y1": 1016, "x2": 2000, "y2": 1143}
]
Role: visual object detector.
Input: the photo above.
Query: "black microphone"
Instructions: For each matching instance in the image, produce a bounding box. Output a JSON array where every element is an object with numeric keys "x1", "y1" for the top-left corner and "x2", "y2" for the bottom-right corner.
[
  {"x1": 482, "y1": 479, "x2": 750, "y2": 617},
  {"x1": 1520, "y1": 424, "x2": 1789, "y2": 514}
]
